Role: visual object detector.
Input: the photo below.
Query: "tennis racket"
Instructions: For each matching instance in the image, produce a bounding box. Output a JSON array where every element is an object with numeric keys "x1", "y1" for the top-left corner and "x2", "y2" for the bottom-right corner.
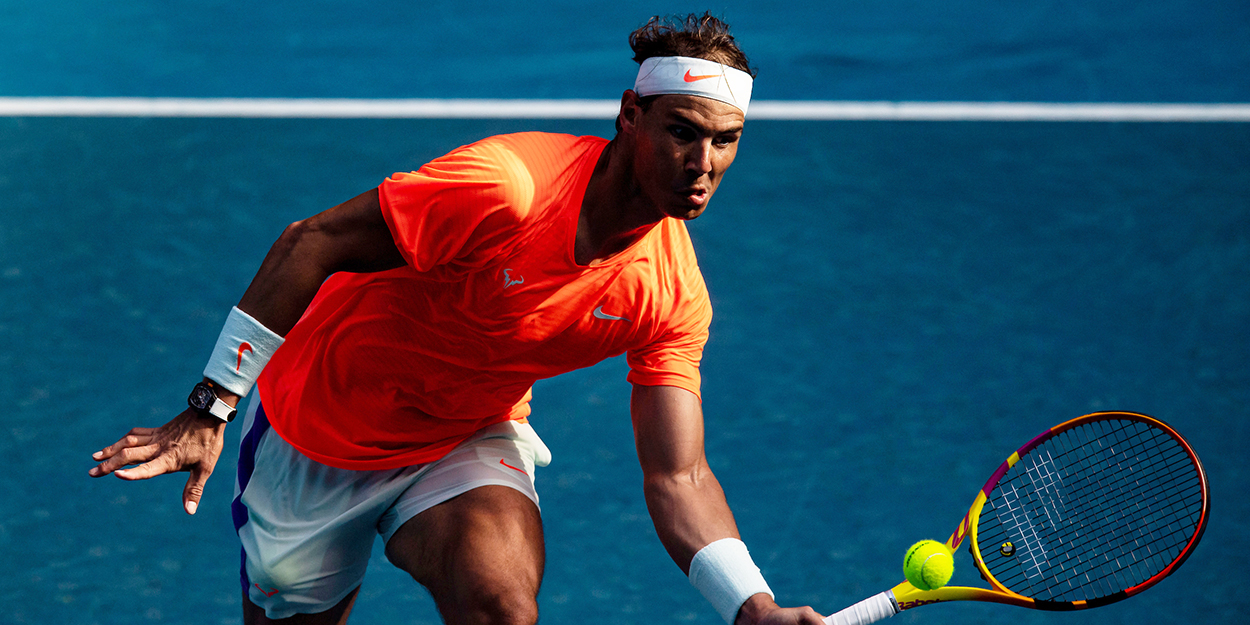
[{"x1": 824, "y1": 411, "x2": 1209, "y2": 625}]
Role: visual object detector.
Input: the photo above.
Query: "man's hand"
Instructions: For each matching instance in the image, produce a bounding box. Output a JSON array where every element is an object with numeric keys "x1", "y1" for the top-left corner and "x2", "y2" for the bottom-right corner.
[
  {"x1": 736, "y1": 593, "x2": 826, "y2": 625},
  {"x1": 88, "y1": 407, "x2": 227, "y2": 515},
  {"x1": 85, "y1": 190, "x2": 402, "y2": 517}
]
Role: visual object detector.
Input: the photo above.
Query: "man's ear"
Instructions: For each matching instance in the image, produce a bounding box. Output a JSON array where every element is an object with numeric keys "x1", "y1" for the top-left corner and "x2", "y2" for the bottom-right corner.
[{"x1": 617, "y1": 89, "x2": 642, "y2": 134}]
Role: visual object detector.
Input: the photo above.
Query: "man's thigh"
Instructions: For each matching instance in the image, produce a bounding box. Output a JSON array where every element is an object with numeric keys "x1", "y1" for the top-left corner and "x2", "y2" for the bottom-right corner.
[{"x1": 385, "y1": 485, "x2": 544, "y2": 625}]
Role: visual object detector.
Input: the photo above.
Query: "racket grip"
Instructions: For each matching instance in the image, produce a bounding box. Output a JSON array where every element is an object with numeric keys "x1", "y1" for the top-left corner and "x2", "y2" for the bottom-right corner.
[{"x1": 823, "y1": 591, "x2": 899, "y2": 625}]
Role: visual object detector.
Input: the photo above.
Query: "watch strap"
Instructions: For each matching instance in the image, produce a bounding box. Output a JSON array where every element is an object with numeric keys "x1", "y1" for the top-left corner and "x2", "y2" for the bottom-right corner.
[
  {"x1": 206, "y1": 396, "x2": 237, "y2": 422},
  {"x1": 189, "y1": 381, "x2": 237, "y2": 423}
]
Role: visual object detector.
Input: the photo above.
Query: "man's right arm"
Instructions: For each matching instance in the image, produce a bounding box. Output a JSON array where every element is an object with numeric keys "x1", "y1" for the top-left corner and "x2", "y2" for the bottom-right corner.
[
  {"x1": 235, "y1": 188, "x2": 405, "y2": 335},
  {"x1": 88, "y1": 188, "x2": 405, "y2": 514}
]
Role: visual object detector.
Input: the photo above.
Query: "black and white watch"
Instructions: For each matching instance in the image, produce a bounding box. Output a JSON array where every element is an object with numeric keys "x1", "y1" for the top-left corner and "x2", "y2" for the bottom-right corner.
[{"x1": 188, "y1": 381, "x2": 237, "y2": 422}]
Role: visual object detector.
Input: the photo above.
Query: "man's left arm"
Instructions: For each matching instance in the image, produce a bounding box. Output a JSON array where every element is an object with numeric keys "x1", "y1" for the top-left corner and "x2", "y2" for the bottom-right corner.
[{"x1": 630, "y1": 384, "x2": 825, "y2": 625}]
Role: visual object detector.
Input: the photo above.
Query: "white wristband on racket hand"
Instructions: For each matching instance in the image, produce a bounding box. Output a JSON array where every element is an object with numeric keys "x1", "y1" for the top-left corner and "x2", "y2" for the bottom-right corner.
[
  {"x1": 202, "y1": 306, "x2": 284, "y2": 397},
  {"x1": 688, "y1": 538, "x2": 774, "y2": 624}
]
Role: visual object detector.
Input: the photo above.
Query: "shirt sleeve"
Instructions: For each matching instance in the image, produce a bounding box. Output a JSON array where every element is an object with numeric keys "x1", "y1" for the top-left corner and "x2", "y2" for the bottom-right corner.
[
  {"x1": 378, "y1": 138, "x2": 537, "y2": 272},
  {"x1": 626, "y1": 260, "x2": 712, "y2": 399}
]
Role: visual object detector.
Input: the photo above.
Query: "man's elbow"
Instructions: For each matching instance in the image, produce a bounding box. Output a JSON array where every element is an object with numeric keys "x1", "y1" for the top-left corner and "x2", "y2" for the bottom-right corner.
[
  {"x1": 272, "y1": 216, "x2": 342, "y2": 274},
  {"x1": 644, "y1": 460, "x2": 715, "y2": 496}
]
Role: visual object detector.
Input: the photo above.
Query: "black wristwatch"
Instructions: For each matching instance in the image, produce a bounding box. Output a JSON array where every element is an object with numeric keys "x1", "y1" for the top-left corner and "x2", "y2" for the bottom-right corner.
[{"x1": 188, "y1": 381, "x2": 237, "y2": 422}]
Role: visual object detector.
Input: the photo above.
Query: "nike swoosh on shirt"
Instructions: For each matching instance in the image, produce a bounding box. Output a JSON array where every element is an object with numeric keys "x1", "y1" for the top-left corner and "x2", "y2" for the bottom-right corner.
[
  {"x1": 684, "y1": 70, "x2": 719, "y2": 82},
  {"x1": 593, "y1": 306, "x2": 631, "y2": 322}
]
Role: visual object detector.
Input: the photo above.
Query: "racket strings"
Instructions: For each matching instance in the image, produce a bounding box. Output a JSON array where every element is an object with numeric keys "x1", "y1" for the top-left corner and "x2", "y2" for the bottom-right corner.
[
  {"x1": 1015, "y1": 422, "x2": 1201, "y2": 597},
  {"x1": 976, "y1": 418, "x2": 1204, "y2": 603},
  {"x1": 1025, "y1": 440, "x2": 1199, "y2": 597},
  {"x1": 997, "y1": 422, "x2": 1200, "y2": 599}
]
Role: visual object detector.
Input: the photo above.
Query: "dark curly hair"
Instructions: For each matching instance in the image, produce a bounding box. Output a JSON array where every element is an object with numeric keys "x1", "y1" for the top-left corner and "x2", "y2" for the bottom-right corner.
[
  {"x1": 615, "y1": 13, "x2": 755, "y2": 132},
  {"x1": 629, "y1": 12, "x2": 756, "y2": 78}
]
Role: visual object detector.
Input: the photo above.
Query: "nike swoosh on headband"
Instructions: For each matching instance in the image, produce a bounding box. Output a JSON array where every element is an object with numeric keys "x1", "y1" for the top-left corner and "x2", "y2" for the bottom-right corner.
[{"x1": 634, "y1": 56, "x2": 754, "y2": 114}]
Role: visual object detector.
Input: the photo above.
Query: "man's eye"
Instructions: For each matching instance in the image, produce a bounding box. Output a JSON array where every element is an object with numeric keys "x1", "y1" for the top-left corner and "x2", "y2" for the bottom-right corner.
[{"x1": 670, "y1": 126, "x2": 695, "y2": 141}]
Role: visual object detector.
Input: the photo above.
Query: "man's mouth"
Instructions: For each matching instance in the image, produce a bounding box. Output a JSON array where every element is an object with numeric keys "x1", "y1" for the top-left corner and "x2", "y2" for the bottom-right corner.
[{"x1": 682, "y1": 187, "x2": 709, "y2": 206}]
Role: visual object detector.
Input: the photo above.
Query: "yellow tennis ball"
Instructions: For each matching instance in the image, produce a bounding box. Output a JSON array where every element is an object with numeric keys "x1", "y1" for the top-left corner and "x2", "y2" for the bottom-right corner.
[{"x1": 903, "y1": 540, "x2": 954, "y2": 590}]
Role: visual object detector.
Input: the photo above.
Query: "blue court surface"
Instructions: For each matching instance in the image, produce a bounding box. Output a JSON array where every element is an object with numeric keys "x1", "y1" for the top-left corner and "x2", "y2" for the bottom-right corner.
[{"x1": 1, "y1": 2, "x2": 1247, "y2": 624}]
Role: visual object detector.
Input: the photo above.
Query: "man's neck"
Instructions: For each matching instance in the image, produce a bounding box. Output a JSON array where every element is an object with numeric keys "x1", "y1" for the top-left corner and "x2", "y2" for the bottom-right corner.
[{"x1": 575, "y1": 138, "x2": 665, "y2": 266}]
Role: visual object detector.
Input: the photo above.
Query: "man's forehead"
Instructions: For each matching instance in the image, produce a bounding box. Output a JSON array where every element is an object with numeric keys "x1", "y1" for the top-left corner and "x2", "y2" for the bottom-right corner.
[{"x1": 652, "y1": 94, "x2": 745, "y2": 130}]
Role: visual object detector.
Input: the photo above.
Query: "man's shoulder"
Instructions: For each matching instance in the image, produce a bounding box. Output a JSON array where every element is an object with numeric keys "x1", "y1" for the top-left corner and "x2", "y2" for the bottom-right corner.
[
  {"x1": 439, "y1": 131, "x2": 606, "y2": 194},
  {"x1": 481, "y1": 131, "x2": 608, "y2": 153},
  {"x1": 389, "y1": 132, "x2": 601, "y2": 211},
  {"x1": 654, "y1": 219, "x2": 702, "y2": 271},
  {"x1": 461, "y1": 132, "x2": 607, "y2": 167},
  {"x1": 627, "y1": 218, "x2": 709, "y2": 307}
]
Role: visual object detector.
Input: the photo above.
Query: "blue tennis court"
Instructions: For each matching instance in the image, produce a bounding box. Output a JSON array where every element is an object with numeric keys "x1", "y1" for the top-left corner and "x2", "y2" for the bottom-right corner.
[{"x1": 2, "y1": 2, "x2": 1246, "y2": 624}]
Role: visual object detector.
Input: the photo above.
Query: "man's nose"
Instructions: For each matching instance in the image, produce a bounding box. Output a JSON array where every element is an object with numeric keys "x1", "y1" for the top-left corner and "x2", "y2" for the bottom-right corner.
[{"x1": 686, "y1": 140, "x2": 713, "y2": 176}]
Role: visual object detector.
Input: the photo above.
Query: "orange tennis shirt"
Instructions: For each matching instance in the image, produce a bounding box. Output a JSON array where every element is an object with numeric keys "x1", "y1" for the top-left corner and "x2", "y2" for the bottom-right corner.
[{"x1": 257, "y1": 132, "x2": 713, "y2": 470}]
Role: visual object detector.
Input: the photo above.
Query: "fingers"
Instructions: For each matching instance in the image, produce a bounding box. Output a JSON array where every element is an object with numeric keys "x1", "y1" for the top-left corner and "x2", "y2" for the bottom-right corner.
[
  {"x1": 88, "y1": 440, "x2": 161, "y2": 478},
  {"x1": 182, "y1": 462, "x2": 217, "y2": 515},
  {"x1": 112, "y1": 451, "x2": 183, "y2": 480},
  {"x1": 799, "y1": 607, "x2": 827, "y2": 625},
  {"x1": 92, "y1": 430, "x2": 156, "y2": 460},
  {"x1": 88, "y1": 411, "x2": 220, "y2": 478},
  {"x1": 753, "y1": 606, "x2": 827, "y2": 625}
]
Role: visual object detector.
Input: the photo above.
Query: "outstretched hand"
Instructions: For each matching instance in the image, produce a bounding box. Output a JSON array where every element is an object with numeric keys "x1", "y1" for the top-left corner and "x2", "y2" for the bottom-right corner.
[{"x1": 88, "y1": 408, "x2": 227, "y2": 515}]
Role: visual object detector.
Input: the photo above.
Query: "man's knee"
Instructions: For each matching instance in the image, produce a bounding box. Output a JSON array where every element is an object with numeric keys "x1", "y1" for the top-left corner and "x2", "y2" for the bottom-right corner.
[{"x1": 440, "y1": 585, "x2": 538, "y2": 625}]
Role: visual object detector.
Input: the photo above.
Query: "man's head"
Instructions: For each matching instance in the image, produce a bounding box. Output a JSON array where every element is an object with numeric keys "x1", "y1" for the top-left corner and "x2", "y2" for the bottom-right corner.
[
  {"x1": 614, "y1": 13, "x2": 755, "y2": 221},
  {"x1": 617, "y1": 13, "x2": 756, "y2": 133}
]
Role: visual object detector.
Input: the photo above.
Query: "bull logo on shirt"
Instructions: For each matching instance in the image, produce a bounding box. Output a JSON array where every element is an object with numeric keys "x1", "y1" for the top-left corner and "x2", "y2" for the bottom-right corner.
[{"x1": 502, "y1": 268, "x2": 525, "y2": 289}]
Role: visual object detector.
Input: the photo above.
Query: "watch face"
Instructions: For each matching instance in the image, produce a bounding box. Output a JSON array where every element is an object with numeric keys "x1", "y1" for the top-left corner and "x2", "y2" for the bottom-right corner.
[{"x1": 189, "y1": 384, "x2": 214, "y2": 410}]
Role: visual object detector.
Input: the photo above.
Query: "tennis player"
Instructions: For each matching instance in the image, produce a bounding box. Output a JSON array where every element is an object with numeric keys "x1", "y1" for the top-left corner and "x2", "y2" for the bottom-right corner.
[{"x1": 89, "y1": 13, "x2": 824, "y2": 625}]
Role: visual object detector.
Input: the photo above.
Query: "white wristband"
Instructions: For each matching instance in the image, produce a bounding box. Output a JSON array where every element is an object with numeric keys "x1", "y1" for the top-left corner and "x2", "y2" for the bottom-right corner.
[
  {"x1": 203, "y1": 306, "x2": 284, "y2": 397},
  {"x1": 689, "y1": 538, "x2": 774, "y2": 624}
]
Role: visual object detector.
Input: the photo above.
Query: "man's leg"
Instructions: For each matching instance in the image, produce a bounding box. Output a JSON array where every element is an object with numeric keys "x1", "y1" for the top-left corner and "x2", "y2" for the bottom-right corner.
[{"x1": 385, "y1": 485, "x2": 545, "y2": 625}]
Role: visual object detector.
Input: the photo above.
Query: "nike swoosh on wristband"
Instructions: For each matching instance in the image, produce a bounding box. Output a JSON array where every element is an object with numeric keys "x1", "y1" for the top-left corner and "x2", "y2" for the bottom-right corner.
[
  {"x1": 593, "y1": 306, "x2": 631, "y2": 322},
  {"x1": 236, "y1": 342, "x2": 253, "y2": 371},
  {"x1": 683, "y1": 70, "x2": 719, "y2": 82}
]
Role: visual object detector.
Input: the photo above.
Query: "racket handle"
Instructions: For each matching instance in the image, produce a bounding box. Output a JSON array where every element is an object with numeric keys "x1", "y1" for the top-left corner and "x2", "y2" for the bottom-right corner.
[{"x1": 823, "y1": 591, "x2": 899, "y2": 625}]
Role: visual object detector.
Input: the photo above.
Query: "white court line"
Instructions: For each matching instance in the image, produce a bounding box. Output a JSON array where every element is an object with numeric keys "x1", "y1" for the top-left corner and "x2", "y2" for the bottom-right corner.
[
  {"x1": 751, "y1": 101, "x2": 1250, "y2": 122},
  {"x1": 1, "y1": 97, "x2": 1249, "y2": 121}
]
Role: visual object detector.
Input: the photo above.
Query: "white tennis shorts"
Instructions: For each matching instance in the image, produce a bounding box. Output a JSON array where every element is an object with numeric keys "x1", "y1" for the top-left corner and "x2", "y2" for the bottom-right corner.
[{"x1": 231, "y1": 394, "x2": 552, "y2": 619}]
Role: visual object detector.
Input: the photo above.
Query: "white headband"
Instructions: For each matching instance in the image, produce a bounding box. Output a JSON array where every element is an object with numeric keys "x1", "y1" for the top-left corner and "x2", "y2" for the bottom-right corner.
[{"x1": 633, "y1": 56, "x2": 753, "y2": 114}]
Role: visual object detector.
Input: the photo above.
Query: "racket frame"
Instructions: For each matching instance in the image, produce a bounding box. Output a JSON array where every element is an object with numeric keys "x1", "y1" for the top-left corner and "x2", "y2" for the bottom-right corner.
[{"x1": 888, "y1": 411, "x2": 1210, "y2": 613}]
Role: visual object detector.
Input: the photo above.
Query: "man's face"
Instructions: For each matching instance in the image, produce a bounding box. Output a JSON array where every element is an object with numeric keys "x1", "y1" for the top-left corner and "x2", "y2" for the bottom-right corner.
[{"x1": 626, "y1": 93, "x2": 745, "y2": 221}]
